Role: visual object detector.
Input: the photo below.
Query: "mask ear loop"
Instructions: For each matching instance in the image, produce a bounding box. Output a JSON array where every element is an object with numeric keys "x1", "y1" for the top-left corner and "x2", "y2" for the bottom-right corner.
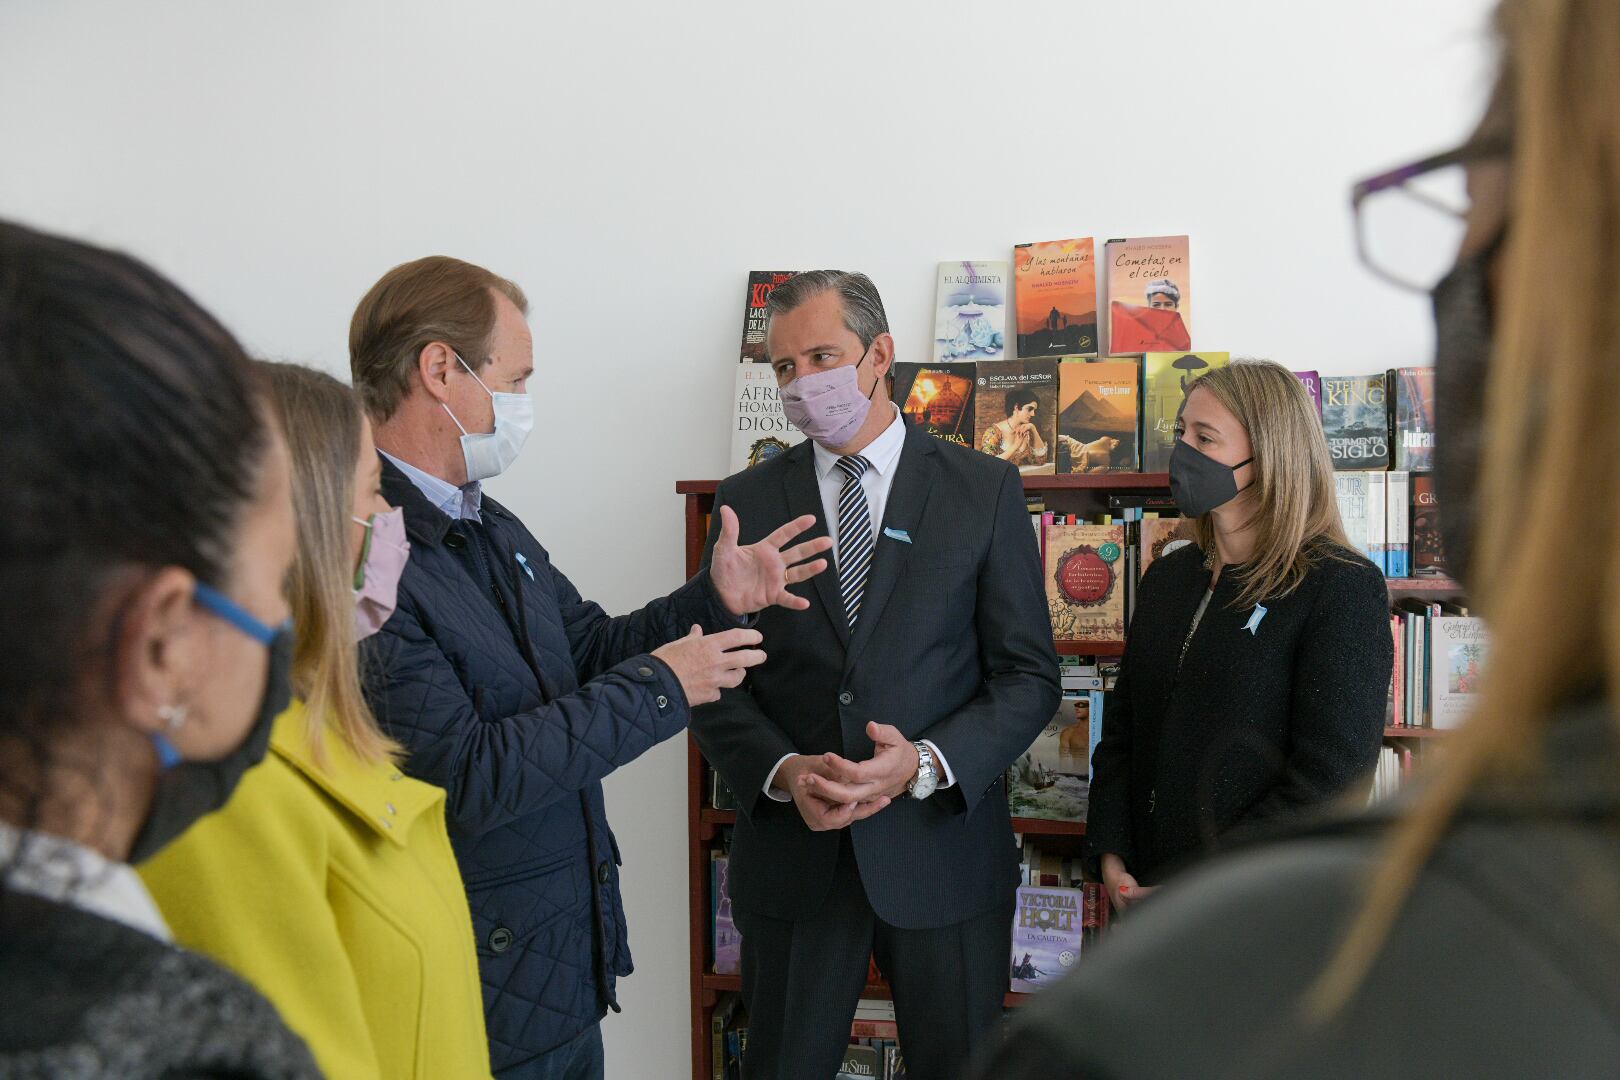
[
  {"x1": 440, "y1": 350, "x2": 494, "y2": 436},
  {"x1": 151, "y1": 704, "x2": 188, "y2": 770},
  {"x1": 351, "y1": 515, "x2": 376, "y2": 590}
]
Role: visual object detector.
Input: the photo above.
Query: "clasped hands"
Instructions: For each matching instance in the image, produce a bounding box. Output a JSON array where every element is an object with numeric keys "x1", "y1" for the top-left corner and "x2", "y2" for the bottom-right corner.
[{"x1": 774, "y1": 722, "x2": 920, "y2": 832}]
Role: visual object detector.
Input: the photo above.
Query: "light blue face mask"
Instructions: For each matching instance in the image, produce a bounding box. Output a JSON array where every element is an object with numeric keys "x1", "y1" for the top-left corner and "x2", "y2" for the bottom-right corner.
[{"x1": 441, "y1": 352, "x2": 534, "y2": 482}]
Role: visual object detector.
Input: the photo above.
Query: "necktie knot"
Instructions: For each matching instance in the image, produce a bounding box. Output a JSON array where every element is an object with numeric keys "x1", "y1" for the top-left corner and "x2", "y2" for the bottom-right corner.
[{"x1": 836, "y1": 455, "x2": 870, "y2": 482}]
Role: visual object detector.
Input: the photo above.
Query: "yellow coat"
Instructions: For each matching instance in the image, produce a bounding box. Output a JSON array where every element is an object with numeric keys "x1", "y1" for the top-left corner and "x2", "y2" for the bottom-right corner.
[{"x1": 140, "y1": 702, "x2": 493, "y2": 1080}]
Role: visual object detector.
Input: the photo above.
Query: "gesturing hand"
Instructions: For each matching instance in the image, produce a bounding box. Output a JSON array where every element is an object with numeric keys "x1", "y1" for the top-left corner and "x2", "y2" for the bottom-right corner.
[
  {"x1": 709, "y1": 506, "x2": 834, "y2": 617},
  {"x1": 816, "y1": 722, "x2": 922, "y2": 801},
  {"x1": 774, "y1": 754, "x2": 891, "y2": 832},
  {"x1": 650, "y1": 626, "x2": 765, "y2": 707},
  {"x1": 1100, "y1": 853, "x2": 1155, "y2": 915}
]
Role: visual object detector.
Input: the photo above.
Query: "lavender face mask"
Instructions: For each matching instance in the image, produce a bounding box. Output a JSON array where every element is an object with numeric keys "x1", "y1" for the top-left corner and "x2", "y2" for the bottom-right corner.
[{"x1": 779, "y1": 349, "x2": 876, "y2": 448}]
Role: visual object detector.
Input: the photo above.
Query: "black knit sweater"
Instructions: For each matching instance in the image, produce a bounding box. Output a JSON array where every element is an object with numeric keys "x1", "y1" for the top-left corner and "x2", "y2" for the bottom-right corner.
[{"x1": 1084, "y1": 542, "x2": 1394, "y2": 885}]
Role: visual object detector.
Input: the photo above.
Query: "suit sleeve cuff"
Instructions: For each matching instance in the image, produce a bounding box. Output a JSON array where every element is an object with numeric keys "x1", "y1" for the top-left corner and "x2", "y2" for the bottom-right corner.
[
  {"x1": 922, "y1": 740, "x2": 956, "y2": 788},
  {"x1": 762, "y1": 754, "x2": 796, "y2": 802}
]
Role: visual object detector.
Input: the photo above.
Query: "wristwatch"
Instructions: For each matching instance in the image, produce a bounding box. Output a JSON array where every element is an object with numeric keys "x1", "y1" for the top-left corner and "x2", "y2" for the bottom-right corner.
[{"x1": 907, "y1": 741, "x2": 939, "y2": 800}]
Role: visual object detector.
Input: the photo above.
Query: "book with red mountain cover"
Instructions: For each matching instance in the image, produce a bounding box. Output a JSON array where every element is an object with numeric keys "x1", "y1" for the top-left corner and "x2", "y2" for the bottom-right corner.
[
  {"x1": 740, "y1": 271, "x2": 796, "y2": 363},
  {"x1": 1141, "y1": 351, "x2": 1231, "y2": 473},
  {"x1": 1390, "y1": 366, "x2": 1437, "y2": 471},
  {"x1": 892, "y1": 362, "x2": 975, "y2": 448},
  {"x1": 1104, "y1": 236, "x2": 1191, "y2": 353},
  {"x1": 1014, "y1": 238, "x2": 1099, "y2": 358},
  {"x1": 1411, "y1": 473, "x2": 1446, "y2": 576},
  {"x1": 1057, "y1": 359, "x2": 1138, "y2": 473},
  {"x1": 1010, "y1": 886, "x2": 1084, "y2": 993},
  {"x1": 933, "y1": 261, "x2": 1009, "y2": 362},
  {"x1": 976, "y1": 359, "x2": 1058, "y2": 475},
  {"x1": 1045, "y1": 523, "x2": 1127, "y2": 647}
]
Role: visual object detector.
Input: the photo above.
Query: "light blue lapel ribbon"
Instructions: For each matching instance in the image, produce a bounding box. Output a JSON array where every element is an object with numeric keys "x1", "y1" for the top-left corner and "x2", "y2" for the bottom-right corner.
[{"x1": 1244, "y1": 605, "x2": 1268, "y2": 635}]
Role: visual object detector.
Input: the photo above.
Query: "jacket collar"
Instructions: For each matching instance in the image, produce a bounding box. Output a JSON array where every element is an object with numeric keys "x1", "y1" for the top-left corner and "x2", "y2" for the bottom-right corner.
[
  {"x1": 269, "y1": 701, "x2": 442, "y2": 847},
  {"x1": 380, "y1": 452, "x2": 455, "y2": 548}
]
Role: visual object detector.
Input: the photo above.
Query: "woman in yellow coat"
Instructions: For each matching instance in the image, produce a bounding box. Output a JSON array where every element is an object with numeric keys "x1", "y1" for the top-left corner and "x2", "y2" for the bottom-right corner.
[{"x1": 142, "y1": 362, "x2": 492, "y2": 1080}]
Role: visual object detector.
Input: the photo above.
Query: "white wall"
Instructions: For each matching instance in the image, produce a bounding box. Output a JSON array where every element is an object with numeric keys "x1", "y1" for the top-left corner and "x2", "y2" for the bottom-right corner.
[{"x1": 1, "y1": 1, "x2": 1496, "y2": 1074}]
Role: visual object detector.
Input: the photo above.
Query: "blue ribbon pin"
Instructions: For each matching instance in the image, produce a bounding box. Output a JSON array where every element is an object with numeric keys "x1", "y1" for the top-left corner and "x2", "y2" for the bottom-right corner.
[
  {"x1": 515, "y1": 552, "x2": 536, "y2": 581},
  {"x1": 883, "y1": 527, "x2": 912, "y2": 544},
  {"x1": 1243, "y1": 605, "x2": 1268, "y2": 635}
]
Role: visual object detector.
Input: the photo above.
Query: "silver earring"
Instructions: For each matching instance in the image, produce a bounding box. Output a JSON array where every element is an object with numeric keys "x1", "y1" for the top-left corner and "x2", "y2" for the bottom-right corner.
[{"x1": 157, "y1": 703, "x2": 188, "y2": 731}]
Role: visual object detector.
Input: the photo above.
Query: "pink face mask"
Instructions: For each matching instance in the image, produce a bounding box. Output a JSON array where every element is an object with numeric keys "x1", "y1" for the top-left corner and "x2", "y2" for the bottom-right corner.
[
  {"x1": 352, "y1": 507, "x2": 410, "y2": 640},
  {"x1": 779, "y1": 348, "x2": 877, "y2": 448}
]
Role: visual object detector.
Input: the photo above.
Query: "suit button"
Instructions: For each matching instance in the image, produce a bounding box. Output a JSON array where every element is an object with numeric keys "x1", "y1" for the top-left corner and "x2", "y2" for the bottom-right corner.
[
  {"x1": 489, "y1": 926, "x2": 514, "y2": 953},
  {"x1": 444, "y1": 532, "x2": 467, "y2": 550},
  {"x1": 637, "y1": 666, "x2": 654, "y2": 678},
  {"x1": 838, "y1": 691, "x2": 854, "y2": 706},
  {"x1": 597, "y1": 860, "x2": 611, "y2": 884}
]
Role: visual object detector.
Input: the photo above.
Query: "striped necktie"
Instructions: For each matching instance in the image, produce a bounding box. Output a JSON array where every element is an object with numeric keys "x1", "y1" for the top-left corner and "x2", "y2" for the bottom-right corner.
[{"x1": 835, "y1": 455, "x2": 874, "y2": 627}]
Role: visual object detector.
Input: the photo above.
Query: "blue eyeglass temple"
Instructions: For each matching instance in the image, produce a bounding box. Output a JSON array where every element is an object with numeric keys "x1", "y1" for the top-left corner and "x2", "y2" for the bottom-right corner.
[{"x1": 193, "y1": 581, "x2": 289, "y2": 646}]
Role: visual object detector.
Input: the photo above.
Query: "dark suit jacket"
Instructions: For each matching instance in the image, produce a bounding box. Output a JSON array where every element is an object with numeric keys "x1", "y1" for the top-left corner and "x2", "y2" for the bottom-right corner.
[{"x1": 692, "y1": 421, "x2": 1061, "y2": 930}]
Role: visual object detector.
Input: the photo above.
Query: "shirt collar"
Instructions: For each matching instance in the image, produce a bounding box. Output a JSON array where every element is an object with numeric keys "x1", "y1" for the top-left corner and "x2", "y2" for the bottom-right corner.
[
  {"x1": 813, "y1": 403, "x2": 906, "y2": 481},
  {"x1": 378, "y1": 450, "x2": 483, "y2": 521},
  {"x1": 0, "y1": 823, "x2": 171, "y2": 941}
]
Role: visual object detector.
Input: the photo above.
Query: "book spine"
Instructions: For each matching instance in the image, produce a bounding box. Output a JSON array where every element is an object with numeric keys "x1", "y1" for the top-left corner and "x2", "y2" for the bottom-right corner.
[
  {"x1": 1367, "y1": 471, "x2": 1387, "y2": 574},
  {"x1": 1387, "y1": 470, "x2": 1411, "y2": 577}
]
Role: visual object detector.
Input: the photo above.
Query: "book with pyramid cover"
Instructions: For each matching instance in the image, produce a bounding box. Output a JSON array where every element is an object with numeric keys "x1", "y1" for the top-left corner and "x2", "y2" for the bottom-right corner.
[{"x1": 1056, "y1": 359, "x2": 1138, "y2": 473}]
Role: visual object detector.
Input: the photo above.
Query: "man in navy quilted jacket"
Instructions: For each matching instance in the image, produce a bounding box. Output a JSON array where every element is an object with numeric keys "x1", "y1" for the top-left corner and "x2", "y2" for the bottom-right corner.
[{"x1": 349, "y1": 256, "x2": 833, "y2": 1080}]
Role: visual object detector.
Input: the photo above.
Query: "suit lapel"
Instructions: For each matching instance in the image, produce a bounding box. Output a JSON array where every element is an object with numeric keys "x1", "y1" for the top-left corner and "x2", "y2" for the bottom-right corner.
[
  {"x1": 846, "y1": 425, "x2": 937, "y2": 664},
  {"x1": 782, "y1": 443, "x2": 850, "y2": 648}
]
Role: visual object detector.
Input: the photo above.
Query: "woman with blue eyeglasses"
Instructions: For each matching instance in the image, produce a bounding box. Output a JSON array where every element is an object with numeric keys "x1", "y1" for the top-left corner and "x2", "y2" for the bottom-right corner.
[
  {"x1": 0, "y1": 221, "x2": 320, "y2": 1077},
  {"x1": 142, "y1": 362, "x2": 494, "y2": 1080}
]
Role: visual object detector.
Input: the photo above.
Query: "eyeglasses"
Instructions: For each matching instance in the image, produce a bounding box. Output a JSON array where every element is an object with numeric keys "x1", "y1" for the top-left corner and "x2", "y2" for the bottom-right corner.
[{"x1": 1350, "y1": 135, "x2": 1509, "y2": 293}]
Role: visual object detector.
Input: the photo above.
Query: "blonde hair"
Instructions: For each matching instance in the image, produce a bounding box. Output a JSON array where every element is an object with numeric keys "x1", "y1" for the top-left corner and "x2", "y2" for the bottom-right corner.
[
  {"x1": 1311, "y1": 0, "x2": 1620, "y2": 1017},
  {"x1": 1184, "y1": 360, "x2": 1356, "y2": 608},
  {"x1": 258, "y1": 361, "x2": 401, "y2": 767}
]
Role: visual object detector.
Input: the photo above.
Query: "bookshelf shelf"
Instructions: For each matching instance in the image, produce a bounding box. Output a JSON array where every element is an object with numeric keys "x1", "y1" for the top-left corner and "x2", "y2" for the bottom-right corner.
[
  {"x1": 1386, "y1": 576, "x2": 1462, "y2": 592},
  {"x1": 1383, "y1": 726, "x2": 1450, "y2": 738},
  {"x1": 700, "y1": 973, "x2": 1031, "y2": 1011}
]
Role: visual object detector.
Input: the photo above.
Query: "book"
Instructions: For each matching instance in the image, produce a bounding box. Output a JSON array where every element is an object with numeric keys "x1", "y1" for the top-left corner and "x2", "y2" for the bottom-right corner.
[
  {"x1": 730, "y1": 364, "x2": 804, "y2": 472},
  {"x1": 1367, "y1": 471, "x2": 1388, "y2": 574},
  {"x1": 1293, "y1": 370, "x2": 1323, "y2": 416},
  {"x1": 933, "y1": 261, "x2": 1008, "y2": 362},
  {"x1": 1321, "y1": 373, "x2": 1390, "y2": 470},
  {"x1": 1045, "y1": 523, "x2": 1127, "y2": 647},
  {"x1": 976, "y1": 359, "x2": 1058, "y2": 475},
  {"x1": 1056, "y1": 359, "x2": 1139, "y2": 473},
  {"x1": 1139, "y1": 515, "x2": 1196, "y2": 578},
  {"x1": 1390, "y1": 366, "x2": 1437, "y2": 471},
  {"x1": 1141, "y1": 352, "x2": 1231, "y2": 473},
  {"x1": 711, "y1": 853, "x2": 741, "y2": 975},
  {"x1": 1014, "y1": 238, "x2": 1099, "y2": 358},
  {"x1": 885, "y1": 1047, "x2": 908, "y2": 1080},
  {"x1": 1010, "y1": 886, "x2": 1084, "y2": 993},
  {"x1": 1006, "y1": 696, "x2": 1091, "y2": 823},
  {"x1": 1411, "y1": 473, "x2": 1446, "y2": 576},
  {"x1": 1081, "y1": 881, "x2": 1109, "y2": 947},
  {"x1": 709, "y1": 767, "x2": 737, "y2": 811},
  {"x1": 837, "y1": 1044, "x2": 882, "y2": 1080},
  {"x1": 1104, "y1": 236, "x2": 1191, "y2": 353},
  {"x1": 1429, "y1": 616, "x2": 1487, "y2": 729},
  {"x1": 892, "y1": 362, "x2": 975, "y2": 449},
  {"x1": 1386, "y1": 470, "x2": 1411, "y2": 577},
  {"x1": 740, "y1": 271, "x2": 797, "y2": 363},
  {"x1": 1088, "y1": 689, "x2": 1105, "y2": 780},
  {"x1": 1334, "y1": 472, "x2": 1375, "y2": 564}
]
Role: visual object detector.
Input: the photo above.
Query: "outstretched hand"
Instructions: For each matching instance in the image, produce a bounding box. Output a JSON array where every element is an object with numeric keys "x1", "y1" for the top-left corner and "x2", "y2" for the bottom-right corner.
[{"x1": 709, "y1": 506, "x2": 833, "y2": 617}]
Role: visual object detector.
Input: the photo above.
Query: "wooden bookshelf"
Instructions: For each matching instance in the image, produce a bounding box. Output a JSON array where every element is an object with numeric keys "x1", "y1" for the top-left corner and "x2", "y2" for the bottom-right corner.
[{"x1": 679, "y1": 472, "x2": 1453, "y2": 1079}]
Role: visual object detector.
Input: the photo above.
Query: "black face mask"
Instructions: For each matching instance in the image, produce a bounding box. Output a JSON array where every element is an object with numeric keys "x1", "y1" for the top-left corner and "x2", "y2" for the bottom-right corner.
[
  {"x1": 129, "y1": 593, "x2": 294, "y2": 865},
  {"x1": 1429, "y1": 232, "x2": 1501, "y2": 592},
  {"x1": 1168, "y1": 440, "x2": 1253, "y2": 518}
]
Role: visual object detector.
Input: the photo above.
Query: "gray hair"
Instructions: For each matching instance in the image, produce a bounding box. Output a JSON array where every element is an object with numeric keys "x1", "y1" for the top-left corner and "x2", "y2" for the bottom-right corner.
[
  {"x1": 763, "y1": 270, "x2": 890, "y2": 356},
  {"x1": 1144, "y1": 277, "x2": 1181, "y2": 305}
]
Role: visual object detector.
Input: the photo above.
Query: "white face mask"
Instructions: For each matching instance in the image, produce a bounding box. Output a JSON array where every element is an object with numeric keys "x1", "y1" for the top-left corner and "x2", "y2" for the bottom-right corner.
[{"x1": 442, "y1": 352, "x2": 534, "y2": 482}]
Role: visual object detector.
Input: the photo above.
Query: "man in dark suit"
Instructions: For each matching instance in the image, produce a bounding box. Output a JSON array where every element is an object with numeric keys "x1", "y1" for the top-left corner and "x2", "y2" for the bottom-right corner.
[{"x1": 694, "y1": 271, "x2": 1061, "y2": 1080}]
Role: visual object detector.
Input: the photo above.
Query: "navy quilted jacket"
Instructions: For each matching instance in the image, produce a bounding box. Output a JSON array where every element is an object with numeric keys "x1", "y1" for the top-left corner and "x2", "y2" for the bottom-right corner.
[{"x1": 362, "y1": 457, "x2": 725, "y2": 1071}]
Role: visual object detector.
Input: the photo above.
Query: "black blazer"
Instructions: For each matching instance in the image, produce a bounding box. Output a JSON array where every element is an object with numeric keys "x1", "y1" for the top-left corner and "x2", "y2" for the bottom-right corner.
[
  {"x1": 1085, "y1": 542, "x2": 1393, "y2": 885},
  {"x1": 693, "y1": 422, "x2": 1061, "y2": 930}
]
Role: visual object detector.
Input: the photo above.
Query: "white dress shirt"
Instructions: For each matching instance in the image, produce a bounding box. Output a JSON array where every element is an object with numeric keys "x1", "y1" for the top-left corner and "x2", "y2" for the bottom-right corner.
[
  {"x1": 380, "y1": 450, "x2": 483, "y2": 521},
  {"x1": 763, "y1": 405, "x2": 957, "y2": 800},
  {"x1": 0, "y1": 822, "x2": 171, "y2": 941}
]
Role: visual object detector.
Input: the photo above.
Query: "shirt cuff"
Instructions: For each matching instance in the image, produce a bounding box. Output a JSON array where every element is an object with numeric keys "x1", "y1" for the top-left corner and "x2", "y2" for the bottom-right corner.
[
  {"x1": 762, "y1": 754, "x2": 796, "y2": 802},
  {"x1": 921, "y1": 740, "x2": 956, "y2": 788}
]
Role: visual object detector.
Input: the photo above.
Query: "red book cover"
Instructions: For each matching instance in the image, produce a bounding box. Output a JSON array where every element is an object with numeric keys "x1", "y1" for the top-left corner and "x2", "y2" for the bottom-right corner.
[
  {"x1": 739, "y1": 271, "x2": 797, "y2": 363},
  {"x1": 1109, "y1": 303, "x2": 1190, "y2": 353}
]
